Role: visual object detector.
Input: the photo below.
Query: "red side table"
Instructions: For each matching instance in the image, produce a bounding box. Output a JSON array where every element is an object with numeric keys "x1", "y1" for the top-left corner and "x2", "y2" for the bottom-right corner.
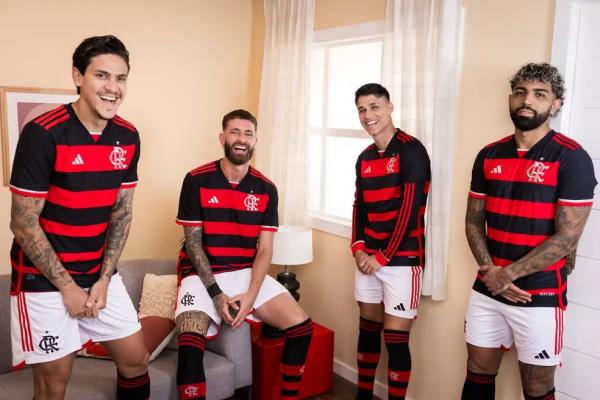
[{"x1": 251, "y1": 322, "x2": 334, "y2": 400}]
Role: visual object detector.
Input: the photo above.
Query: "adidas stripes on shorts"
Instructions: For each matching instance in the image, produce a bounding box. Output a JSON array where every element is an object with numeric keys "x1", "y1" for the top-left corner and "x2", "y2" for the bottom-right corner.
[
  {"x1": 465, "y1": 290, "x2": 564, "y2": 366},
  {"x1": 354, "y1": 265, "x2": 423, "y2": 319}
]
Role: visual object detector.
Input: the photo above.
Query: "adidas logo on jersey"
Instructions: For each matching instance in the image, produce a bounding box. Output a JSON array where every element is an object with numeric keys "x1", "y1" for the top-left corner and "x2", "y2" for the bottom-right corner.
[
  {"x1": 363, "y1": 166, "x2": 372, "y2": 174},
  {"x1": 71, "y1": 154, "x2": 84, "y2": 165},
  {"x1": 393, "y1": 303, "x2": 406, "y2": 311},
  {"x1": 534, "y1": 350, "x2": 551, "y2": 360},
  {"x1": 208, "y1": 195, "x2": 219, "y2": 204},
  {"x1": 489, "y1": 165, "x2": 502, "y2": 174}
]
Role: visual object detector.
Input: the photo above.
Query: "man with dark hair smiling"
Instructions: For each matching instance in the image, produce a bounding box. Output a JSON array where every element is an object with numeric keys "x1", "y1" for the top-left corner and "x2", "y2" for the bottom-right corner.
[
  {"x1": 9, "y1": 35, "x2": 149, "y2": 399},
  {"x1": 462, "y1": 63, "x2": 596, "y2": 400},
  {"x1": 174, "y1": 109, "x2": 313, "y2": 400}
]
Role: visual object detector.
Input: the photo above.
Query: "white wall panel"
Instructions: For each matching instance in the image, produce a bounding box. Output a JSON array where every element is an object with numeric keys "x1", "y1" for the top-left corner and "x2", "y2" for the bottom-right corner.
[
  {"x1": 568, "y1": 257, "x2": 600, "y2": 312},
  {"x1": 556, "y1": 348, "x2": 600, "y2": 399},
  {"x1": 564, "y1": 303, "x2": 600, "y2": 359},
  {"x1": 577, "y1": 210, "x2": 600, "y2": 259}
]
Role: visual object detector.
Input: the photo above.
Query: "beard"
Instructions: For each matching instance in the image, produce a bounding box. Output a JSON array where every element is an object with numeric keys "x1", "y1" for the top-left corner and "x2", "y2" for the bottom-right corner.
[
  {"x1": 510, "y1": 106, "x2": 551, "y2": 132},
  {"x1": 224, "y1": 142, "x2": 254, "y2": 165}
]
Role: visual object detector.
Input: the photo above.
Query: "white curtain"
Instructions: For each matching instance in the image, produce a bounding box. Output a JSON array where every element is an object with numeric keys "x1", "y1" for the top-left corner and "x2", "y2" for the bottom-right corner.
[
  {"x1": 256, "y1": 0, "x2": 315, "y2": 225},
  {"x1": 382, "y1": 0, "x2": 463, "y2": 300}
]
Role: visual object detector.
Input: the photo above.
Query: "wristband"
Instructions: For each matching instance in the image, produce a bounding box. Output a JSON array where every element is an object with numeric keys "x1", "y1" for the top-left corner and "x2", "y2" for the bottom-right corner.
[{"x1": 207, "y1": 283, "x2": 223, "y2": 299}]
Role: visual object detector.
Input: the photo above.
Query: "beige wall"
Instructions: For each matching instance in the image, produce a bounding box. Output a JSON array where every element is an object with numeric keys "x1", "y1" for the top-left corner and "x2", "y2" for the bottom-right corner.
[
  {"x1": 293, "y1": 0, "x2": 556, "y2": 399},
  {"x1": 0, "y1": 0, "x2": 259, "y2": 271}
]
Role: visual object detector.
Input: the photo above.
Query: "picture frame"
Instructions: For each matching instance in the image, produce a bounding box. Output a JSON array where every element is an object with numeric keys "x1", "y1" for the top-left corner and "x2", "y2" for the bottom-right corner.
[{"x1": 0, "y1": 86, "x2": 79, "y2": 186}]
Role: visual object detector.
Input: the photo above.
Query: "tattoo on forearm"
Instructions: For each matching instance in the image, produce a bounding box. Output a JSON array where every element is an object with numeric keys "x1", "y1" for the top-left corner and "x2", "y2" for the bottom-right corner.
[
  {"x1": 507, "y1": 206, "x2": 591, "y2": 280},
  {"x1": 10, "y1": 194, "x2": 74, "y2": 289},
  {"x1": 465, "y1": 197, "x2": 493, "y2": 266},
  {"x1": 565, "y1": 248, "x2": 577, "y2": 274},
  {"x1": 100, "y1": 189, "x2": 134, "y2": 280},
  {"x1": 184, "y1": 226, "x2": 216, "y2": 288},
  {"x1": 176, "y1": 310, "x2": 211, "y2": 335}
]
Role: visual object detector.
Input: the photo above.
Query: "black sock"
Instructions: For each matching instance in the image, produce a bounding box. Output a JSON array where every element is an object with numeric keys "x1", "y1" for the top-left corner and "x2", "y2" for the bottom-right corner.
[
  {"x1": 356, "y1": 317, "x2": 383, "y2": 400},
  {"x1": 177, "y1": 332, "x2": 207, "y2": 399},
  {"x1": 461, "y1": 370, "x2": 496, "y2": 400},
  {"x1": 281, "y1": 318, "x2": 313, "y2": 400},
  {"x1": 116, "y1": 370, "x2": 150, "y2": 400},
  {"x1": 384, "y1": 329, "x2": 411, "y2": 400}
]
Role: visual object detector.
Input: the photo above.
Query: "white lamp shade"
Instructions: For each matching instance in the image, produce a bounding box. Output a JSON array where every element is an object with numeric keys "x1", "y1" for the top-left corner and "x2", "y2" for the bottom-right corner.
[{"x1": 271, "y1": 225, "x2": 313, "y2": 266}]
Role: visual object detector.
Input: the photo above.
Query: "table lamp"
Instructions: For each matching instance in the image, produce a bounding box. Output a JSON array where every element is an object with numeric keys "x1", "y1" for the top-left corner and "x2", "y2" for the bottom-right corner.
[{"x1": 271, "y1": 225, "x2": 313, "y2": 301}]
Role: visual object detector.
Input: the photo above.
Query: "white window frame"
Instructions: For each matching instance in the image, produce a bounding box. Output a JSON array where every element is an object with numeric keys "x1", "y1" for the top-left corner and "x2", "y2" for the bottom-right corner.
[{"x1": 306, "y1": 20, "x2": 384, "y2": 239}]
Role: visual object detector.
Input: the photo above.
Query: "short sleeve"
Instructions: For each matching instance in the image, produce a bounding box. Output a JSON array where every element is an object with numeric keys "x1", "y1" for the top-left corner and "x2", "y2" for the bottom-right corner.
[
  {"x1": 122, "y1": 133, "x2": 140, "y2": 188},
  {"x1": 176, "y1": 173, "x2": 203, "y2": 226},
  {"x1": 9, "y1": 122, "x2": 55, "y2": 197},
  {"x1": 557, "y1": 148, "x2": 597, "y2": 206},
  {"x1": 261, "y1": 184, "x2": 279, "y2": 232},
  {"x1": 469, "y1": 148, "x2": 488, "y2": 199}
]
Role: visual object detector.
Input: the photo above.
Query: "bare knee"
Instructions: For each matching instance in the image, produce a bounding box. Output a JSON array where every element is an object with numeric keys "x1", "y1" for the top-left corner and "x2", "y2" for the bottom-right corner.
[
  {"x1": 466, "y1": 344, "x2": 502, "y2": 375},
  {"x1": 118, "y1": 349, "x2": 150, "y2": 378},
  {"x1": 358, "y1": 302, "x2": 384, "y2": 322},
  {"x1": 33, "y1": 360, "x2": 72, "y2": 399},
  {"x1": 519, "y1": 362, "x2": 555, "y2": 396},
  {"x1": 176, "y1": 310, "x2": 211, "y2": 335}
]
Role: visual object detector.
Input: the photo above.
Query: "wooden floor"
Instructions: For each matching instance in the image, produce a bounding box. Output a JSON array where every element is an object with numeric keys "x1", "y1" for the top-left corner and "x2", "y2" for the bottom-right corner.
[{"x1": 228, "y1": 374, "x2": 382, "y2": 400}]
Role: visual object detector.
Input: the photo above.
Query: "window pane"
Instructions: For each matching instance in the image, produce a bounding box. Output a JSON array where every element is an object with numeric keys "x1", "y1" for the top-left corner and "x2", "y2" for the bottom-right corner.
[
  {"x1": 309, "y1": 48, "x2": 325, "y2": 128},
  {"x1": 307, "y1": 134, "x2": 322, "y2": 212},
  {"x1": 327, "y1": 41, "x2": 382, "y2": 129},
  {"x1": 323, "y1": 136, "x2": 372, "y2": 219}
]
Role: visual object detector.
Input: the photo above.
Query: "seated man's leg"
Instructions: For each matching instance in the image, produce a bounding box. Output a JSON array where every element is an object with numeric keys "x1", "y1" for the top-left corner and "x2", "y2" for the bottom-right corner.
[
  {"x1": 32, "y1": 356, "x2": 73, "y2": 400},
  {"x1": 519, "y1": 363, "x2": 556, "y2": 400},
  {"x1": 175, "y1": 311, "x2": 212, "y2": 400},
  {"x1": 462, "y1": 291, "x2": 511, "y2": 400},
  {"x1": 254, "y1": 291, "x2": 312, "y2": 400}
]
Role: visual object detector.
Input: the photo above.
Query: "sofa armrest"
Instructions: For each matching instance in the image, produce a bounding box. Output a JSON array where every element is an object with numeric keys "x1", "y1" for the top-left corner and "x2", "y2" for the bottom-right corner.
[{"x1": 206, "y1": 323, "x2": 252, "y2": 389}]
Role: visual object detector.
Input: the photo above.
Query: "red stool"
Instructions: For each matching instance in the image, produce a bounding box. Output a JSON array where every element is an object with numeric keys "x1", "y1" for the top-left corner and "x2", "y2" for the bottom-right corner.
[{"x1": 251, "y1": 322, "x2": 334, "y2": 399}]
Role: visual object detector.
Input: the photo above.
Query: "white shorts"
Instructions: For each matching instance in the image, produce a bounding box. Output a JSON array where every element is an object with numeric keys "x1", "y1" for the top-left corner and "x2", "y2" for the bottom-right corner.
[
  {"x1": 11, "y1": 273, "x2": 141, "y2": 367},
  {"x1": 354, "y1": 265, "x2": 423, "y2": 319},
  {"x1": 465, "y1": 290, "x2": 564, "y2": 366},
  {"x1": 175, "y1": 269, "x2": 290, "y2": 338}
]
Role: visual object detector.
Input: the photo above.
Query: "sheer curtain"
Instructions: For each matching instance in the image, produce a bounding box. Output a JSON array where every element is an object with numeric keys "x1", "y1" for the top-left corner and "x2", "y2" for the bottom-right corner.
[
  {"x1": 382, "y1": 0, "x2": 464, "y2": 300},
  {"x1": 255, "y1": 0, "x2": 315, "y2": 225}
]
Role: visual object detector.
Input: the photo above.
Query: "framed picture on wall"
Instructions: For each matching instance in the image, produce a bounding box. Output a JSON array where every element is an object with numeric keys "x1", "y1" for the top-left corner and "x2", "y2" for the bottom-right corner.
[{"x1": 0, "y1": 86, "x2": 79, "y2": 186}]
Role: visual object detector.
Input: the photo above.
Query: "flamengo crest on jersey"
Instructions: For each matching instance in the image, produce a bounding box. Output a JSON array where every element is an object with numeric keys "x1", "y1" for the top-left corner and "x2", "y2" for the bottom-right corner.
[
  {"x1": 468, "y1": 131, "x2": 597, "y2": 308},
  {"x1": 8, "y1": 104, "x2": 140, "y2": 294}
]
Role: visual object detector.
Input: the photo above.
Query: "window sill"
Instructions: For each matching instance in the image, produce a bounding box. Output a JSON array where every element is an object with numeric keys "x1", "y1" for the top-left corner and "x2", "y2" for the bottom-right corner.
[{"x1": 305, "y1": 213, "x2": 351, "y2": 239}]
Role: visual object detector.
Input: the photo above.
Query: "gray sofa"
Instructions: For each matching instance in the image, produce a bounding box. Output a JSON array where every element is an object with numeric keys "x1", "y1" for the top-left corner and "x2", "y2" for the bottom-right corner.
[{"x1": 0, "y1": 259, "x2": 252, "y2": 399}]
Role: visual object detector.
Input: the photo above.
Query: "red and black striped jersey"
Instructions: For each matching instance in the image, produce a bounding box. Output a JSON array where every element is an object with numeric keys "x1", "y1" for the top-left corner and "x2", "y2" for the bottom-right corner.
[
  {"x1": 176, "y1": 161, "x2": 278, "y2": 280},
  {"x1": 9, "y1": 103, "x2": 140, "y2": 294},
  {"x1": 351, "y1": 129, "x2": 431, "y2": 267},
  {"x1": 469, "y1": 130, "x2": 597, "y2": 308}
]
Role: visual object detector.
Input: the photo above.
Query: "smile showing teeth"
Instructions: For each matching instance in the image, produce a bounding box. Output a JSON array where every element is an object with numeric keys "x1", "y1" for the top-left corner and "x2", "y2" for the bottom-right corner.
[
  {"x1": 99, "y1": 94, "x2": 117, "y2": 102},
  {"x1": 233, "y1": 145, "x2": 247, "y2": 151},
  {"x1": 366, "y1": 121, "x2": 377, "y2": 126}
]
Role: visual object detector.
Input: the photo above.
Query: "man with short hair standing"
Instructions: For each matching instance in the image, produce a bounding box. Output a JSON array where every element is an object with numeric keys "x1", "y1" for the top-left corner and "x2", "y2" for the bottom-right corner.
[
  {"x1": 462, "y1": 63, "x2": 596, "y2": 400},
  {"x1": 9, "y1": 35, "x2": 150, "y2": 399},
  {"x1": 351, "y1": 83, "x2": 431, "y2": 400}
]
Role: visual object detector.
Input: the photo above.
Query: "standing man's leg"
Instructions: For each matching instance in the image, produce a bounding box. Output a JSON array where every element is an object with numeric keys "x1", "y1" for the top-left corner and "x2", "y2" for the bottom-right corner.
[
  {"x1": 383, "y1": 314, "x2": 413, "y2": 400},
  {"x1": 462, "y1": 344, "x2": 503, "y2": 400},
  {"x1": 254, "y1": 292, "x2": 312, "y2": 400},
  {"x1": 32, "y1": 356, "x2": 73, "y2": 400},
  {"x1": 356, "y1": 302, "x2": 383, "y2": 400},
  {"x1": 520, "y1": 363, "x2": 556, "y2": 400},
  {"x1": 103, "y1": 331, "x2": 150, "y2": 400}
]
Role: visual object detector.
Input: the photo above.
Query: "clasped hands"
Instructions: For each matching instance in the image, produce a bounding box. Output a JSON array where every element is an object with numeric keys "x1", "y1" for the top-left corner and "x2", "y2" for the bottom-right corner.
[{"x1": 479, "y1": 264, "x2": 531, "y2": 304}]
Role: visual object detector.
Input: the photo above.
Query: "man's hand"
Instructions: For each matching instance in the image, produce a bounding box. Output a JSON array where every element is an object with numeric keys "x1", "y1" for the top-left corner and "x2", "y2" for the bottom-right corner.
[
  {"x1": 60, "y1": 282, "x2": 91, "y2": 318},
  {"x1": 354, "y1": 250, "x2": 368, "y2": 271},
  {"x1": 227, "y1": 291, "x2": 258, "y2": 329},
  {"x1": 85, "y1": 278, "x2": 110, "y2": 318},
  {"x1": 213, "y1": 293, "x2": 235, "y2": 325},
  {"x1": 499, "y1": 283, "x2": 532, "y2": 303},
  {"x1": 360, "y1": 254, "x2": 383, "y2": 275},
  {"x1": 480, "y1": 264, "x2": 513, "y2": 295}
]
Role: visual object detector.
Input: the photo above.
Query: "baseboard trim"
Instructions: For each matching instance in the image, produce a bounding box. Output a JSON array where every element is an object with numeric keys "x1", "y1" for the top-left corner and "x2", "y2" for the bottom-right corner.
[{"x1": 333, "y1": 358, "x2": 388, "y2": 399}]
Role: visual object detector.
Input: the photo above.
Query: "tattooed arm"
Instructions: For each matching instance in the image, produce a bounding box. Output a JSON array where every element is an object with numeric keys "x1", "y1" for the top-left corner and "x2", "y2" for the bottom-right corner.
[
  {"x1": 87, "y1": 188, "x2": 135, "y2": 316},
  {"x1": 10, "y1": 193, "x2": 90, "y2": 317},
  {"x1": 482, "y1": 205, "x2": 591, "y2": 295},
  {"x1": 565, "y1": 249, "x2": 577, "y2": 275},
  {"x1": 184, "y1": 226, "x2": 234, "y2": 324},
  {"x1": 465, "y1": 197, "x2": 531, "y2": 303}
]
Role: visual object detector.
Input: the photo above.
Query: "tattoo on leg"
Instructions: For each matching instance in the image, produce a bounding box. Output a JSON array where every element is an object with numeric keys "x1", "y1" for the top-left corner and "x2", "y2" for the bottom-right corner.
[
  {"x1": 176, "y1": 311, "x2": 211, "y2": 336},
  {"x1": 519, "y1": 362, "x2": 556, "y2": 397}
]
